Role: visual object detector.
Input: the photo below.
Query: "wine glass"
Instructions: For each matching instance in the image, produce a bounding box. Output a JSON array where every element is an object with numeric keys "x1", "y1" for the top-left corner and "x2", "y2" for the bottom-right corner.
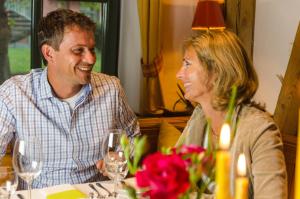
[
  {"x1": 102, "y1": 129, "x2": 128, "y2": 198},
  {"x1": 0, "y1": 167, "x2": 18, "y2": 199},
  {"x1": 13, "y1": 137, "x2": 43, "y2": 199}
]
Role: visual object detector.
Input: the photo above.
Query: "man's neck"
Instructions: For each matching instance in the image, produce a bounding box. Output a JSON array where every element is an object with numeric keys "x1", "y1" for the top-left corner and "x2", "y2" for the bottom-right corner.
[
  {"x1": 53, "y1": 85, "x2": 83, "y2": 99},
  {"x1": 47, "y1": 77, "x2": 82, "y2": 99}
]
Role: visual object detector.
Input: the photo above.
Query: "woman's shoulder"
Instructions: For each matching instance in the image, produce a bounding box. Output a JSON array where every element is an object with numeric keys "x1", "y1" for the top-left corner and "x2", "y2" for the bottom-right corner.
[
  {"x1": 238, "y1": 104, "x2": 275, "y2": 126},
  {"x1": 236, "y1": 104, "x2": 281, "y2": 146}
]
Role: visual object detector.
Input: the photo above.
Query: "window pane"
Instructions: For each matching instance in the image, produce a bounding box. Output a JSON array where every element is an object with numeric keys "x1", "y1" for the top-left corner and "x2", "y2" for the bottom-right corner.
[
  {"x1": 1, "y1": 0, "x2": 31, "y2": 84},
  {"x1": 43, "y1": 0, "x2": 108, "y2": 72}
]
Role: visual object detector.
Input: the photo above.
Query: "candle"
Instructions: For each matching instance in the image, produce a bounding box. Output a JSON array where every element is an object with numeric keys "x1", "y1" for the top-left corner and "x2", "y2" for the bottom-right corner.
[
  {"x1": 219, "y1": 123, "x2": 231, "y2": 150},
  {"x1": 295, "y1": 108, "x2": 300, "y2": 199},
  {"x1": 216, "y1": 123, "x2": 231, "y2": 199},
  {"x1": 235, "y1": 154, "x2": 248, "y2": 199}
]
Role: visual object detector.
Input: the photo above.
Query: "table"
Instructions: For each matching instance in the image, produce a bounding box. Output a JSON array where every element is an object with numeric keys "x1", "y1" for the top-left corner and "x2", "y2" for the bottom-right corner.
[{"x1": 12, "y1": 178, "x2": 136, "y2": 199}]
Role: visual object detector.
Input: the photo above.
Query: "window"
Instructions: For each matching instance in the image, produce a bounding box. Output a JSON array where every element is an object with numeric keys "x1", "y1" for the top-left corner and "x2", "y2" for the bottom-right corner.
[{"x1": 0, "y1": 0, "x2": 120, "y2": 84}]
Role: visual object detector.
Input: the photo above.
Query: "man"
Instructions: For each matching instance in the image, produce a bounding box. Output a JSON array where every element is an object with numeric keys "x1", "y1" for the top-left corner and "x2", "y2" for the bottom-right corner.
[{"x1": 0, "y1": 9, "x2": 139, "y2": 189}]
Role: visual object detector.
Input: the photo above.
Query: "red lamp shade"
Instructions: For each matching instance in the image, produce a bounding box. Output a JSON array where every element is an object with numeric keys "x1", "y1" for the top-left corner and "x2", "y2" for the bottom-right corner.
[{"x1": 192, "y1": 0, "x2": 225, "y2": 30}]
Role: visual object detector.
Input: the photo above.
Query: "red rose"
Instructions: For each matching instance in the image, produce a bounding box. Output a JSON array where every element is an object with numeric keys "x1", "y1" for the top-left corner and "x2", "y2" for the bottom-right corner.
[
  {"x1": 136, "y1": 152, "x2": 190, "y2": 199},
  {"x1": 175, "y1": 145, "x2": 206, "y2": 166},
  {"x1": 176, "y1": 145, "x2": 205, "y2": 156}
]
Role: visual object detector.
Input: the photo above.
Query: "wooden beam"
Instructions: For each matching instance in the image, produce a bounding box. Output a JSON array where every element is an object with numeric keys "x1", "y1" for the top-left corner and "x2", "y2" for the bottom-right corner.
[
  {"x1": 274, "y1": 23, "x2": 300, "y2": 136},
  {"x1": 225, "y1": 0, "x2": 256, "y2": 59}
]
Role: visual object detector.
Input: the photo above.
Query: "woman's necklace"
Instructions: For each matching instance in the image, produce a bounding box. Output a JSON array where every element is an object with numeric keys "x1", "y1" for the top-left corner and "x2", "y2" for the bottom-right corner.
[{"x1": 211, "y1": 128, "x2": 219, "y2": 138}]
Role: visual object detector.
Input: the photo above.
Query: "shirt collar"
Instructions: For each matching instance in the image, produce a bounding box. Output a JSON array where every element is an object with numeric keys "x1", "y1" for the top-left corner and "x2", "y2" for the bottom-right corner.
[
  {"x1": 39, "y1": 67, "x2": 92, "y2": 100},
  {"x1": 39, "y1": 68, "x2": 54, "y2": 100}
]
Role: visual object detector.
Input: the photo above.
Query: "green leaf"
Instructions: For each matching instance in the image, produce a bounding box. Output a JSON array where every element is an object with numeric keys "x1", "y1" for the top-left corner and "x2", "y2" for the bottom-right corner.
[
  {"x1": 133, "y1": 136, "x2": 147, "y2": 169},
  {"x1": 224, "y1": 85, "x2": 237, "y2": 124},
  {"x1": 205, "y1": 118, "x2": 213, "y2": 153},
  {"x1": 123, "y1": 185, "x2": 138, "y2": 199},
  {"x1": 120, "y1": 135, "x2": 148, "y2": 175},
  {"x1": 161, "y1": 147, "x2": 172, "y2": 154},
  {"x1": 120, "y1": 134, "x2": 129, "y2": 148}
]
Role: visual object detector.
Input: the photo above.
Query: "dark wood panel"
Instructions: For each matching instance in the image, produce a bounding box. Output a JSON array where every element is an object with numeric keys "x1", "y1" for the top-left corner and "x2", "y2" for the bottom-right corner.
[
  {"x1": 225, "y1": 0, "x2": 256, "y2": 58},
  {"x1": 138, "y1": 116, "x2": 190, "y2": 153},
  {"x1": 274, "y1": 23, "x2": 300, "y2": 136},
  {"x1": 282, "y1": 134, "x2": 297, "y2": 199}
]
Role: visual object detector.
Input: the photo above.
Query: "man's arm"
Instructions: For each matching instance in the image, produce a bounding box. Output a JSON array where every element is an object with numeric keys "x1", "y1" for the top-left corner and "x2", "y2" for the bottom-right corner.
[
  {"x1": 0, "y1": 98, "x2": 15, "y2": 159},
  {"x1": 115, "y1": 79, "x2": 140, "y2": 139}
]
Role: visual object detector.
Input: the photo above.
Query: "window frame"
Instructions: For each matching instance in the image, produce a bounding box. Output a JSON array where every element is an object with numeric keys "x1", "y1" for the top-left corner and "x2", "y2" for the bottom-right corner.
[{"x1": 30, "y1": 0, "x2": 120, "y2": 76}]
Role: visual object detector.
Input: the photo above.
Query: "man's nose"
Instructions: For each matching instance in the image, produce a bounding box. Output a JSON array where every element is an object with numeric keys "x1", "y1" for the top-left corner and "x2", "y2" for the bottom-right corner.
[{"x1": 84, "y1": 50, "x2": 96, "y2": 64}]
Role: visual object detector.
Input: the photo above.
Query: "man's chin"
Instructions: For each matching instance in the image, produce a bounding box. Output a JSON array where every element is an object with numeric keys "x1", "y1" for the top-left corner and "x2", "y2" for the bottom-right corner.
[{"x1": 78, "y1": 78, "x2": 91, "y2": 86}]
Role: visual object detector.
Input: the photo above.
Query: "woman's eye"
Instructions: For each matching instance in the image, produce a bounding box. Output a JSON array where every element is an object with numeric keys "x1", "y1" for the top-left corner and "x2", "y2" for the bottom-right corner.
[{"x1": 183, "y1": 59, "x2": 192, "y2": 67}]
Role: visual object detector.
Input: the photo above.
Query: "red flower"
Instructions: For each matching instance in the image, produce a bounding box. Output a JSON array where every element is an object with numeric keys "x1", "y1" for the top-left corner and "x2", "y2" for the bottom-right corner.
[
  {"x1": 176, "y1": 145, "x2": 205, "y2": 155},
  {"x1": 175, "y1": 145, "x2": 206, "y2": 165},
  {"x1": 136, "y1": 152, "x2": 190, "y2": 199}
]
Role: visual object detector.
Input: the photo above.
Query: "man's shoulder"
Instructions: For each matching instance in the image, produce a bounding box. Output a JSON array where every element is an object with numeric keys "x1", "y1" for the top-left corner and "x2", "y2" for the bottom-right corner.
[
  {"x1": 91, "y1": 72, "x2": 120, "y2": 88},
  {"x1": 0, "y1": 69, "x2": 44, "y2": 94}
]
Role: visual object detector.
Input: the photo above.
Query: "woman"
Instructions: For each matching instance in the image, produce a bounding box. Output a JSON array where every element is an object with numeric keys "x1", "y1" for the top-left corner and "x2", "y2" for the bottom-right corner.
[{"x1": 176, "y1": 30, "x2": 287, "y2": 198}]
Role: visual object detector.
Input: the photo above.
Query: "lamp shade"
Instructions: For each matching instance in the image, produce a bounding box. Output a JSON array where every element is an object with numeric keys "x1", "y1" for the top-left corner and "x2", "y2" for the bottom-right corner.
[{"x1": 192, "y1": 0, "x2": 225, "y2": 30}]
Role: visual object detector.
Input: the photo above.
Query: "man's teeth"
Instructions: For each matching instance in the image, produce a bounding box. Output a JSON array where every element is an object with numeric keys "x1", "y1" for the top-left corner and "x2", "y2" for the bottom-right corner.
[{"x1": 78, "y1": 67, "x2": 90, "y2": 71}]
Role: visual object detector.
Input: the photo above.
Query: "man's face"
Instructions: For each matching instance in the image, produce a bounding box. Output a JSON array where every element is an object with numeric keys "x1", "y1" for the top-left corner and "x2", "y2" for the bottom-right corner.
[{"x1": 49, "y1": 26, "x2": 96, "y2": 88}]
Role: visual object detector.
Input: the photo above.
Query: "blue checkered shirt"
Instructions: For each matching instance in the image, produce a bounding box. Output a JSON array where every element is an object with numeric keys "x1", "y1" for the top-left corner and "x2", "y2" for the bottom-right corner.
[{"x1": 0, "y1": 68, "x2": 140, "y2": 189}]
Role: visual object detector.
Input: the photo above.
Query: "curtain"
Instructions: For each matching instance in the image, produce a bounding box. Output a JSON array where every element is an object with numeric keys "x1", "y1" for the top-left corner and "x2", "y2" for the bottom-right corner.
[
  {"x1": 137, "y1": 0, "x2": 197, "y2": 115},
  {"x1": 118, "y1": 0, "x2": 142, "y2": 113},
  {"x1": 137, "y1": 0, "x2": 164, "y2": 115},
  {"x1": 158, "y1": 0, "x2": 197, "y2": 113}
]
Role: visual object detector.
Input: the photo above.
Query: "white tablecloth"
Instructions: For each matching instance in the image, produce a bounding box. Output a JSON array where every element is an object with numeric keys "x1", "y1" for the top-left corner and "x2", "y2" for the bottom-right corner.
[{"x1": 12, "y1": 178, "x2": 136, "y2": 199}]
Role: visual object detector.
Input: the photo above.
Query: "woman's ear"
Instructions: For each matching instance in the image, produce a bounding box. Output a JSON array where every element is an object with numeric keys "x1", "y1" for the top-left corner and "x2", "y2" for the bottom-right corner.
[{"x1": 41, "y1": 44, "x2": 54, "y2": 64}]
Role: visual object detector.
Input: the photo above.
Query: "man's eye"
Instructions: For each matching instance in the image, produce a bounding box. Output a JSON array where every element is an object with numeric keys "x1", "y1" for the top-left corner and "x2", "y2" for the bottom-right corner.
[
  {"x1": 73, "y1": 48, "x2": 84, "y2": 54},
  {"x1": 90, "y1": 48, "x2": 96, "y2": 54}
]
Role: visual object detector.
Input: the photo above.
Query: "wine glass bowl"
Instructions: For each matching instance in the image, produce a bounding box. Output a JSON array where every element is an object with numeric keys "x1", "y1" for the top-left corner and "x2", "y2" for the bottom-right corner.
[
  {"x1": 13, "y1": 137, "x2": 43, "y2": 199},
  {"x1": 104, "y1": 151, "x2": 128, "y2": 181},
  {"x1": 0, "y1": 167, "x2": 18, "y2": 199},
  {"x1": 102, "y1": 129, "x2": 128, "y2": 198}
]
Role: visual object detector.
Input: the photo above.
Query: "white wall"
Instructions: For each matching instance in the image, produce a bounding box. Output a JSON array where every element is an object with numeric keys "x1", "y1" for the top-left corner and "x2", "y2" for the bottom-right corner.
[
  {"x1": 119, "y1": 0, "x2": 300, "y2": 115},
  {"x1": 253, "y1": 0, "x2": 300, "y2": 114},
  {"x1": 118, "y1": 0, "x2": 142, "y2": 113}
]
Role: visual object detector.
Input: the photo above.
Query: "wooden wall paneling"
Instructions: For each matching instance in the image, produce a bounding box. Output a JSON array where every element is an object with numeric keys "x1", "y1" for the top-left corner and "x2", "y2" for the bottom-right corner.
[
  {"x1": 138, "y1": 116, "x2": 189, "y2": 153},
  {"x1": 283, "y1": 134, "x2": 297, "y2": 199},
  {"x1": 274, "y1": 22, "x2": 300, "y2": 199},
  {"x1": 274, "y1": 23, "x2": 300, "y2": 136},
  {"x1": 225, "y1": 0, "x2": 256, "y2": 59}
]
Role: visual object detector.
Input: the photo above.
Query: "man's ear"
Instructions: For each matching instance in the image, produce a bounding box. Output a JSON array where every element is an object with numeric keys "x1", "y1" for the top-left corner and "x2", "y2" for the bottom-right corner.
[{"x1": 41, "y1": 44, "x2": 55, "y2": 64}]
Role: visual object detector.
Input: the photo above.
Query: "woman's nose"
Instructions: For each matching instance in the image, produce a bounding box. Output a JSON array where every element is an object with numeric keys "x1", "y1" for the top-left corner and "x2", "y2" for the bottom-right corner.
[{"x1": 176, "y1": 67, "x2": 184, "y2": 80}]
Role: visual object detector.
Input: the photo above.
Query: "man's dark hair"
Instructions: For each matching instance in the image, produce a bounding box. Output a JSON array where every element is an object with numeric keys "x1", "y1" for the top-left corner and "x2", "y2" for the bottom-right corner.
[{"x1": 38, "y1": 9, "x2": 96, "y2": 65}]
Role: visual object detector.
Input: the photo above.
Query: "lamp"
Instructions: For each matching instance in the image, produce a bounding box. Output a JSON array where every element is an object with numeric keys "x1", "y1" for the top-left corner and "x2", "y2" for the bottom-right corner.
[{"x1": 192, "y1": 0, "x2": 225, "y2": 30}]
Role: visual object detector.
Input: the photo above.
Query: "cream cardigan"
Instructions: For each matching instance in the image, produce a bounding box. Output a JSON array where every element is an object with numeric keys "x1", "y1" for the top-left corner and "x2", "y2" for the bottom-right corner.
[{"x1": 176, "y1": 104, "x2": 287, "y2": 199}]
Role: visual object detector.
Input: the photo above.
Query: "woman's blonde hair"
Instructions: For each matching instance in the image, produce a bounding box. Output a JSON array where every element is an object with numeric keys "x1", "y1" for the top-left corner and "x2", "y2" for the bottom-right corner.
[{"x1": 183, "y1": 30, "x2": 258, "y2": 111}]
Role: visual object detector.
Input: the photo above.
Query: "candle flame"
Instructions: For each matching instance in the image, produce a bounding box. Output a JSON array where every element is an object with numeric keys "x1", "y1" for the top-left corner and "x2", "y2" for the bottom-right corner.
[
  {"x1": 237, "y1": 154, "x2": 247, "y2": 176},
  {"x1": 219, "y1": 123, "x2": 231, "y2": 150}
]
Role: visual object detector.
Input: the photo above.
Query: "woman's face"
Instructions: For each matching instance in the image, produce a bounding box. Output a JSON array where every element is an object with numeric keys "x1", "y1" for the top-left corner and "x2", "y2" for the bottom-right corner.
[{"x1": 176, "y1": 47, "x2": 213, "y2": 103}]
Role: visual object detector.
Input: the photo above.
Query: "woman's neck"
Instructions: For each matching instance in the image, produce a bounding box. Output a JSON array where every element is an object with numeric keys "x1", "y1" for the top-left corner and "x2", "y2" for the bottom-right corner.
[{"x1": 200, "y1": 101, "x2": 226, "y2": 136}]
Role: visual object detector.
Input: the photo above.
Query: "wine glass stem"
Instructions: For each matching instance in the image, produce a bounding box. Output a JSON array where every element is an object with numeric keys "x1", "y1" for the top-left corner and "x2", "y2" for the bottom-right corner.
[
  {"x1": 28, "y1": 182, "x2": 32, "y2": 199},
  {"x1": 113, "y1": 175, "x2": 118, "y2": 197}
]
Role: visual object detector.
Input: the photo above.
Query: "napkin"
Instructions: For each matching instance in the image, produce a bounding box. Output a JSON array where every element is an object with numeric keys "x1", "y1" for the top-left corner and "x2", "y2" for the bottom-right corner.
[{"x1": 40, "y1": 184, "x2": 87, "y2": 199}]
